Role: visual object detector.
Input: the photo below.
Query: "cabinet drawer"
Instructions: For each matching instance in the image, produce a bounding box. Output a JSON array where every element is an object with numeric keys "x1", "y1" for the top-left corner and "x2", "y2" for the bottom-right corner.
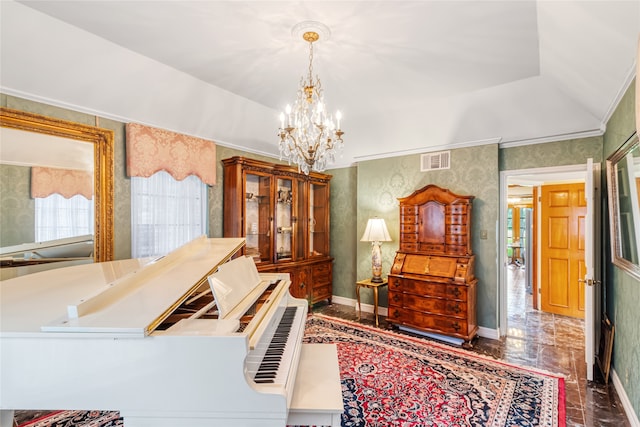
[
  {"x1": 400, "y1": 279, "x2": 468, "y2": 301},
  {"x1": 445, "y1": 234, "x2": 467, "y2": 245},
  {"x1": 446, "y1": 245, "x2": 469, "y2": 255},
  {"x1": 401, "y1": 223, "x2": 418, "y2": 233},
  {"x1": 445, "y1": 214, "x2": 467, "y2": 225},
  {"x1": 313, "y1": 283, "x2": 332, "y2": 299},
  {"x1": 403, "y1": 294, "x2": 467, "y2": 318},
  {"x1": 388, "y1": 290, "x2": 403, "y2": 307},
  {"x1": 401, "y1": 205, "x2": 418, "y2": 215},
  {"x1": 399, "y1": 310, "x2": 470, "y2": 336},
  {"x1": 445, "y1": 204, "x2": 468, "y2": 215},
  {"x1": 388, "y1": 276, "x2": 402, "y2": 291},
  {"x1": 401, "y1": 233, "x2": 418, "y2": 243},
  {"x1": 418, "y1": 243, "x2": 444, "y2": 253},
  {"x1": 400, "y1": 242, "x2": 418, "y2": 252},
  {"x1": 446, "y1": 224, "x2": 468, "y2": 235},
  {"x1": 312, "y1": 262, "x2": 331, "y2": 283},
  {"x1": 401, "y1": 215, "x2": 418, "y2": 224}
]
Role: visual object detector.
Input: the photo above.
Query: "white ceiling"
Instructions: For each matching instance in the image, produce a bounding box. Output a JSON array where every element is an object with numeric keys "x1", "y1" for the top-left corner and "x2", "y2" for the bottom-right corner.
[
  {"x1": 1, "y1": 1, "x2": 638, "y2": 170},
  {"x1": 0, "y1": 127, "x2": 94, "y2": 171}
]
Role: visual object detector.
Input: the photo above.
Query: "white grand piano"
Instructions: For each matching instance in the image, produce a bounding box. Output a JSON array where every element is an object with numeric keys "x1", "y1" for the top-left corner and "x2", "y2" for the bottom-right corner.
[{"x1": 0, "y1": 236, "x2": 342, "y2": 426}]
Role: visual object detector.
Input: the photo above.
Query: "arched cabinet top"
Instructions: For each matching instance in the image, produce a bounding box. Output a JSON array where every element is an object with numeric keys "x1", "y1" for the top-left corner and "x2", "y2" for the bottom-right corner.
[{"x1": 398, "y1": 184, "x2": 474, "y2": 207}]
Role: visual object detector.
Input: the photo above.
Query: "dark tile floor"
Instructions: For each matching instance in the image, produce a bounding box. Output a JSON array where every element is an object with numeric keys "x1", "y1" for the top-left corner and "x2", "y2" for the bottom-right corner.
[{"x1": 315, "y1": 264, "x2": 631, "y2": 426}]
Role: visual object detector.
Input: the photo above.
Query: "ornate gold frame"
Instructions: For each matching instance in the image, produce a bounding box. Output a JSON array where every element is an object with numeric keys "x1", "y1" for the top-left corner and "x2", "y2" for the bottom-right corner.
[
  {"x1": 606, "y1": 131, "x2": 640, "y2": 281},
  {"x1": 0, "y1": 107, "x2": 114, "y2": 262}
]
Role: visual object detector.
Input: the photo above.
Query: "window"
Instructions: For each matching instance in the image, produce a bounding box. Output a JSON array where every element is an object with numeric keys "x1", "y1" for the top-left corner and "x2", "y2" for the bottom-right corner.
[
  {"x1": 131, "y1": 171, "x2": 207, "y2": 258},
  {"x1": 35, "y1": 194, "x2": 94, "y2": 242}
]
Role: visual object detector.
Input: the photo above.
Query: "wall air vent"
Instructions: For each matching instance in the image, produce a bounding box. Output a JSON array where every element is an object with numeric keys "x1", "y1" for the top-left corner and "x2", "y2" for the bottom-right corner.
[{"x1": 420, "y1": 151, "x2": 450, "y2": 171}]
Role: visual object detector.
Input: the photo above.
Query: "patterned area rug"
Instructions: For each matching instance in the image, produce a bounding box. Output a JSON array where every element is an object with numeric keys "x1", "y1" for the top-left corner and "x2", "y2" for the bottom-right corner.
[
  {"x1": 17, "y1": 410, "x2": 122, "y2": 427},
  {"x1": 305, "y1": 315, "x2": 565, "y2": 427},
  {"x1": 16, "y1": 314, "x2": 565, "y2": 427}
]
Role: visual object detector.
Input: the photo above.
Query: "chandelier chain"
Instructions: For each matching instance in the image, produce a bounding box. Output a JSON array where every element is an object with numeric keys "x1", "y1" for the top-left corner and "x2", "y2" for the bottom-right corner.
[{"x1": 308, "y1": 41, "x2": 314, "y2": 86}]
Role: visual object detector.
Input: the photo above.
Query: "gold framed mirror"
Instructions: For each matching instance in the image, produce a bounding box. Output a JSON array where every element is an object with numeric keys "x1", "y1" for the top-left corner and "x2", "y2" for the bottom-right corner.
[
  {"x1": 606, "y1": 131, "x2": 640, "y2": 280},
  {"x1": 0, "y1": 107, "x2": 114, "y2": 262}
]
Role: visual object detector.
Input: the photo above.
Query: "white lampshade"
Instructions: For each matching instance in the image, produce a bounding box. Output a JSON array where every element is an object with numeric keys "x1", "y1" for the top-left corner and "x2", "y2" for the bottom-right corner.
[{"x1": 360, "y1": 217, "x2": 392, "y2": 243}]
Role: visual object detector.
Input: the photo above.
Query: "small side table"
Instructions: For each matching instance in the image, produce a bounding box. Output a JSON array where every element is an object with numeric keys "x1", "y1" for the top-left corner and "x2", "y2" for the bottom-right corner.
[{"x1": 356, "y1": 278, "x2": 388, "y2": 327}]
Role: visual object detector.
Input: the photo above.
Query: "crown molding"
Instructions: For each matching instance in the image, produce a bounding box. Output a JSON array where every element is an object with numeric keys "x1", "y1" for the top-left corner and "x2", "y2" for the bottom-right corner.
[
  {"x1": 499, "y1": 128, "x2": 604, "y2": 148},
  {"x1": 352, "y1": 137, "x2": 503, "y2": 163}
]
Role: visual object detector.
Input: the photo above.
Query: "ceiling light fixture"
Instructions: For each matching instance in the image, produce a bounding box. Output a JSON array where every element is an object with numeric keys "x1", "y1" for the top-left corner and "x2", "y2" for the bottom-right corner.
[{"x1": 278, "y1": 21, "x2": 344, "y2": 175}]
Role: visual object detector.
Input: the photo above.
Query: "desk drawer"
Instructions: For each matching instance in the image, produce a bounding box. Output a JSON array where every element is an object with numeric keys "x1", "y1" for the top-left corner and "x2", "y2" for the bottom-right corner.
[
  {"x1": 397, "y1": 278, "x2": 468, "y2": 301},
  {"x1": 395, "y1": 309, "x2": 470, "y2": 337},
  {"x1": 403, "y1": 294, "x2": 467, "y2": 318}
]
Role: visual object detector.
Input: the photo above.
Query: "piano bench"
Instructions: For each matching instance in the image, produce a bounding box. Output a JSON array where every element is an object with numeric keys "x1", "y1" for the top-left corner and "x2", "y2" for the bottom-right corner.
[{"x1": 287, "y1": 344, "x2": 342, "y2": 427}]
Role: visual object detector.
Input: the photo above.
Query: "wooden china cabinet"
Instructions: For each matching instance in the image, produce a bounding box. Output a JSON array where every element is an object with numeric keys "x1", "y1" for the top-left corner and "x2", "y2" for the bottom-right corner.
[
  {"x1": 387, "y1": 184, "x2": 478, "y2": 345},
  {"x1": 222, "y1": 156, "x2": 332, "y2": 305}
]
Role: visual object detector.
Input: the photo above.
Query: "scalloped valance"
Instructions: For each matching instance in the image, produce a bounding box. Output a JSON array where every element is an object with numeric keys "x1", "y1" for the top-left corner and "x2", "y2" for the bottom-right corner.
[
  {"x1": 126, "y1": 123, "x2": 216, "y2": 185},
  {"x1": 31, "y1": 167, "x2": 93, "y2": 200}
]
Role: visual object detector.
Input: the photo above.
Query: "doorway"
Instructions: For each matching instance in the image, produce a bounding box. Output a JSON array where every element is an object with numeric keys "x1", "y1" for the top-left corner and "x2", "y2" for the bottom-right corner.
[{"x1": 499, "y1": 164, "x2": 590, "y2": 335}]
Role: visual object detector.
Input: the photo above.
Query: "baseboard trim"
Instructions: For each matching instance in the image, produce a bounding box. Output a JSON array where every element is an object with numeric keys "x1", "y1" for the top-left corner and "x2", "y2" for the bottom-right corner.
[
  {"x1": 329, "y1": 295, "x2": 356, "y2": 308},
  {"x1": 611, "y1": 368, "x2": 640, "y2": 427},
  {"x1": 477, "y1": 326, "x2": 500, "y2": 340},
  {"x1": 330, "y1": 295, "x2": 388, "y2": 316}
]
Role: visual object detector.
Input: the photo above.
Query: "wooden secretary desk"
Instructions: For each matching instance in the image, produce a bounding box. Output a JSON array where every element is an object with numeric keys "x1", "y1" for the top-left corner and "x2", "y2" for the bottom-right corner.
[{"x1": 387, "y1": 184, "x2": 478, "y2": 345}]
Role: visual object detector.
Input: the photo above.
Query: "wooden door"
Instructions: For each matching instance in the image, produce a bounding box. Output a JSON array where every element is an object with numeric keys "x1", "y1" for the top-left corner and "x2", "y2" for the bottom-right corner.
[{"x1": 540, "y1": 183, "x2": 586, "y2": 318}]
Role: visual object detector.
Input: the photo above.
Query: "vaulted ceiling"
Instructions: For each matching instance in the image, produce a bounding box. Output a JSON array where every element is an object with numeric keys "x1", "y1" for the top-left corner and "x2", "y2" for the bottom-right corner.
[{"x1": 1, "y1": 1, "x2": 638, "y2": 169}]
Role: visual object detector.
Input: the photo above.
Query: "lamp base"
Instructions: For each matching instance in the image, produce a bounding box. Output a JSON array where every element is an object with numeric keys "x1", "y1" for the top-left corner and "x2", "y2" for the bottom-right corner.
[{"x1": 370, "y1": 276, "x2": 383, "y2": 283}]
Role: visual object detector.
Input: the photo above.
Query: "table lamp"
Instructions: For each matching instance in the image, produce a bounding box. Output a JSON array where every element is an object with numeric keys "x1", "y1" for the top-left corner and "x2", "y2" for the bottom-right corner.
[{"x1": 360, "y1": 217, "x2": 392, "y2": 283}]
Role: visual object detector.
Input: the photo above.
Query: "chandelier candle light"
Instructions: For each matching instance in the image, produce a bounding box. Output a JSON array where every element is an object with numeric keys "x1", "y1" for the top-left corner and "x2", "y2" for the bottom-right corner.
[
  {"x1": 278, "y1": 21, "x2": 344, "y2": 175},
  {"x1": 360, "y1": 217, "x2": 392, "y2": 283}
]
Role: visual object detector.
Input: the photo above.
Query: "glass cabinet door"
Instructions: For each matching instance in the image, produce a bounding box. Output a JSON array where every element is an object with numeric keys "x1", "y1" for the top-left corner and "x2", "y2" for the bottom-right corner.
[
  {"x1": 244, "y1": 172, "x2": 272, "y2": 264},
  {"x1": 294, "y1": 179, "x2": 306, "y2": 260},
  {"x1": 275, "y1": 177, "x2": 294, "y2": 261},
  {"x1": 309, "y1": 181, "x2": 329, "y2": 257}
]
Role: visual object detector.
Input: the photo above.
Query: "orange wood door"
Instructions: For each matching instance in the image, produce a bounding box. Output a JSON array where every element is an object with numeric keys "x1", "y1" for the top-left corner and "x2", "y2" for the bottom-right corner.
[{"x1": 540, "y1": 183, "x2": 586, "y2": 318}]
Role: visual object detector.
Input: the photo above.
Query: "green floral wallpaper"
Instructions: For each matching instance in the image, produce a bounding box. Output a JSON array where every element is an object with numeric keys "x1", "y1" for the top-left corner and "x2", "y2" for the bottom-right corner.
[
  {"x1": 500, "y1": 136, "x2": 603, "y2": 169},
  {"x1": 0, "y1": 164, "x2": 34, "y2": 246},
  {"x1": 329, "y1": 166, "x2": 358, "y2": 300},
  {"x1": 603, "y1": 79, "x2": 639, "y2": 420}
]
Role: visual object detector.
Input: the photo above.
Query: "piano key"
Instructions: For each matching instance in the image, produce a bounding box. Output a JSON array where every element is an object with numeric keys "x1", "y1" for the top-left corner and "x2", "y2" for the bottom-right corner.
[{"x1": 250, "y1": 305, "x2": 304, "y2": 386}]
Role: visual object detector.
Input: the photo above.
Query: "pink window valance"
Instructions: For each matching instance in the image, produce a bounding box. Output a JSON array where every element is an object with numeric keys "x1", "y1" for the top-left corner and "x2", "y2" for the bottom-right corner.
[
  {"x1": 31, "y1": 167, "x2": 93, "y2": 200},
  {"x1": 126, "y1": 123, "x2": 216, "y2": 185}
]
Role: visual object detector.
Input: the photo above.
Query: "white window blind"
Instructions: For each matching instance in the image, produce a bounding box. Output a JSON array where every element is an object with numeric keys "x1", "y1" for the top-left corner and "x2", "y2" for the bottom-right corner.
[
  {"x1": 131, "y1": 171, "x2": 207, "y2": 258},
  {"x1": 35, "y1": 194, "x2": 94, "y2": 242}
]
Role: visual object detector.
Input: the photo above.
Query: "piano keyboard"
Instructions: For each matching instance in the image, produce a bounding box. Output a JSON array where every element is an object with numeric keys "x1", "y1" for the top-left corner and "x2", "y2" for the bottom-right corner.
[{"x1": 249, "y1": 305, "x2": 304, "y2": 385}]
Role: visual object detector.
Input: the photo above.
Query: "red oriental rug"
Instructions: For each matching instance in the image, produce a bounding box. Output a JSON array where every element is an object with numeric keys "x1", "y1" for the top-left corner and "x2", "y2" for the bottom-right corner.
[{"x1": 16, "y1": 314, "x2": 565, "y2": 427}]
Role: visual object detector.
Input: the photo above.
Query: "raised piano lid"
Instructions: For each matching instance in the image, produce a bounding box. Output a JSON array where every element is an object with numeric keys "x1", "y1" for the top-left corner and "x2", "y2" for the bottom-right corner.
[
  {"x1": 1, "y1": 236, "x2": 244, "y2": 337},
  {"x1": 0, "y1": 234, "x2": 94, "y2": 258}
]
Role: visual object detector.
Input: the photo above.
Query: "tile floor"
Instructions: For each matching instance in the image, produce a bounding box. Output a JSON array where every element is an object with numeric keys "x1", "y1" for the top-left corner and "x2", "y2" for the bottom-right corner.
[{"x1": 315, "y1": 264, "x2": 631, "y2": 426}]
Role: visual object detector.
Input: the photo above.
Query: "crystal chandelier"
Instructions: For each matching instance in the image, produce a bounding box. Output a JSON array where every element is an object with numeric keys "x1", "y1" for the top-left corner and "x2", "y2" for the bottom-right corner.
[{"x1": 278, "y1": 23, "x2": 344, "y2": 175}]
